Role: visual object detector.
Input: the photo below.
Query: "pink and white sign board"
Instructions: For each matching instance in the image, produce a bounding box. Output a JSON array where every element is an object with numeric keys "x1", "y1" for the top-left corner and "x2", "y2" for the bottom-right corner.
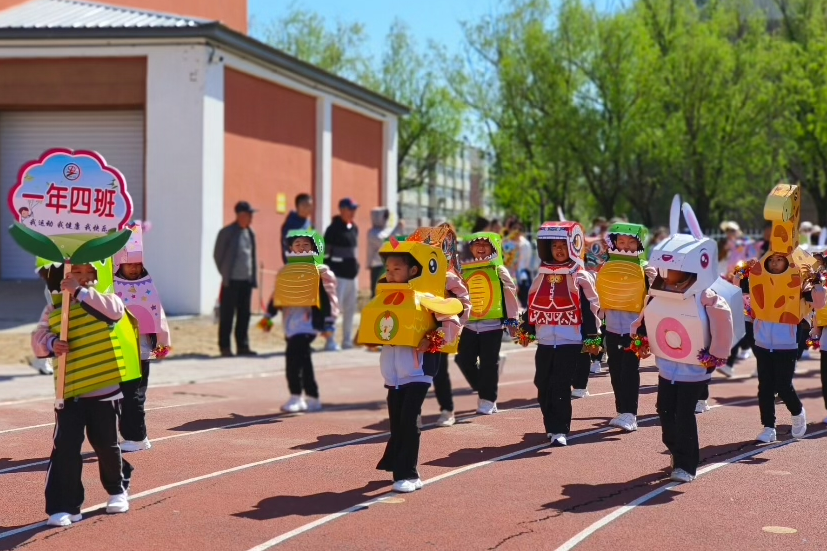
[{"x1": 7, "y1": 149, "x2": 133, "y2": 251}]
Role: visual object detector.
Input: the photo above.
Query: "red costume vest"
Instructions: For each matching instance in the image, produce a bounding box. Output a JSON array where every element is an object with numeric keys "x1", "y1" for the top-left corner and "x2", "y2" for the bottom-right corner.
[{"x1": 528, "y1": 262, "x2": 583, "y2": 326}]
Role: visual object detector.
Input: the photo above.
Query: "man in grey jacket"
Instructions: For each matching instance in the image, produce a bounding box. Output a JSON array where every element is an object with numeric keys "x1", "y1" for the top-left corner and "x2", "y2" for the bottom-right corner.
[{"x1": 213, "y1": 201, "x2": 258, "y2": 357}]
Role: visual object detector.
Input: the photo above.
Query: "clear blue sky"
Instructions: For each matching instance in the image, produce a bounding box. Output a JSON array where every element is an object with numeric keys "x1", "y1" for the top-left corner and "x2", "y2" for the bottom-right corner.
[{"x1": 248, "y1": 0, "x2": 619, "y2": 60}]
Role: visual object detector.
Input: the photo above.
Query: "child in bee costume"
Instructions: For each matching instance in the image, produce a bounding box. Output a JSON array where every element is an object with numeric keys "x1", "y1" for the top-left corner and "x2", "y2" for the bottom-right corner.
[
  {"x1": 263, "y1": 230, "x2": 339, "y2": 413},
  {"x1": 357, "y1": 226, "x2": 468, "y2": 493},
  {"x1": 525, "y1": 222, "x2": 600, "y2": 447},
  {"x1": 633, "y1": 197, "x2": 741, "y2": 483},
  {"x1": 455, "y1": 232, "x2": 520, "y2": 414},
  {"x1": 596, "y1": 224, "x2": 657, "y2": 432},
  {"x1": 744, "y1": 184, "x2": 826, "y2": 443}
]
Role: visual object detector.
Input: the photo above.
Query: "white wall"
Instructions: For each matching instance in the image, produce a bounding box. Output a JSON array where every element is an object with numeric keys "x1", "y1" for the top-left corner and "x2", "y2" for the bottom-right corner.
[
  {"x1": 144, "y1": 45, "x2": 224, "y2": 315},
  {"x1": 383, "y1": 117, "x2": 399, "y2": 212}
]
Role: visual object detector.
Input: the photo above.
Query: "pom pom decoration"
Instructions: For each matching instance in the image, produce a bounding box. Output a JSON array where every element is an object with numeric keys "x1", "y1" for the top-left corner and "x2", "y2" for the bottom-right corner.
[
  {"x1": 424, "y1": 329, "x2": 447, "y2": 353},
  {"x1": 625, "y1": 334, "x2": 651, "y2": 359},
  {"x1": 258, "y1": 316, "x2": 274, "y2": 332},
  {"x1": 151, "y1": 345, "x2": 171, "y2": 360},
  {"x1": 514, "y1": 328, "x2": 536, "y2": 348},
  {"x1": 503, "y1": 318, "x2": 520, "y2": 329},
  {"x1": 806, "y1": 337, "x2": 821, "y2": 350},
  {"x1": 582, "y1": 336, "x2": 603, "y2": 356},
  {"x1": 696, "y1": 348, "x2": 727, "y2": 369},
  {"x1": 731, "y1": 259, "x2": 756, "y2": 280}
]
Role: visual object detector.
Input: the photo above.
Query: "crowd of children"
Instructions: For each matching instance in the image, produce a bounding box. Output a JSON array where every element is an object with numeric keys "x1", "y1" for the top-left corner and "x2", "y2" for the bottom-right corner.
[{"x1": 28, "y1": 183, "x2": 827, "y2": 528}]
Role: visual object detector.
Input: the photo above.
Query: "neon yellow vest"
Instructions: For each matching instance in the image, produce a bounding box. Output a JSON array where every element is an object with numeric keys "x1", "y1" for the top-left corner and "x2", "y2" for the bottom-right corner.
[
  {"x1": 48, "y1": 296, "x2": 141, "y2": 399},
  {"x1": 463, "y1": 265, "x2": 505, "y2": 322}
]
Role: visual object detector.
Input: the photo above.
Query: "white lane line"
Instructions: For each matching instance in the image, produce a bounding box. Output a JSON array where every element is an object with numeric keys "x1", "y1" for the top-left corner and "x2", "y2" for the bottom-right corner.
[
  {"x1": 0, "y1": 402, "x2": 547, "y2": 541},
  {"x1": 554, "y1": 427, "x2": 827, "y2": 551},
  {"x1": 0, "y1": 399, "x2": 230, "y2": 436},
  {"x1": 0, "y1": 347, "x2": 539, "y2": 407},
  {"x1": 241, "y1": 396, "x2": 759, "y2": 550}
]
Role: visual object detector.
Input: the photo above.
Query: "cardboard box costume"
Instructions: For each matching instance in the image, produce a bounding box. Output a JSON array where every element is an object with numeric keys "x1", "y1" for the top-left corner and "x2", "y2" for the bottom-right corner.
[
  {"x1": 644, "y1": 198, "x2": 743, "y2": 363},
  {"x1": 274, "y1": 230, "x2": 326, "y2": 308},
  {"x1": 597, "y1": 224, "x2": 649, "y2": 314},
  {"x1": 357, "y1": 226, "x2": 464, "y2": 348},
  {"x1": 528, "y1": 221, "x2": 591, "y2": 326},
  {"x1": 113, "y1": 222, "x2": 171, "y2": 350},
  {"x1": 462, "y1": 232, "x2": 507, "y2": 322},
  {"x1": 38, "y1": 257, "x2": 142, "y2": 399},
  {"x1": 749, "y1": 183, "x2": 818, "y2": 325}
]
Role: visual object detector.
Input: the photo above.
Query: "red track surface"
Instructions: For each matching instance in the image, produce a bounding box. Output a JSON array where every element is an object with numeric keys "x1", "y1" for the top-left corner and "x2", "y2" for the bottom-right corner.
[{"x1": 1, "y1": 348, "x2": 826, "y2": 551}]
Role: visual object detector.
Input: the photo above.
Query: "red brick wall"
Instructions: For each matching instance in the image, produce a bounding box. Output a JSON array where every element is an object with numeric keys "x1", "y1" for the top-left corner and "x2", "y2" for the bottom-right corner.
[
  {"x1": 331, "y1": 106, "x2": 383, "y2": 289},
  {"x1": 224, "y1": 68, "x2": 316, "y2": 309},
  {"x1": 0, "y1": 57, "x2": 146, "y2": 109}
]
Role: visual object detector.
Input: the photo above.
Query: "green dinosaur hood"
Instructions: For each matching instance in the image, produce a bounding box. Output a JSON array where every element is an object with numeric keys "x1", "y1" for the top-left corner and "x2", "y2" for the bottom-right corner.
[
  {"x1": 607, "y1": 223, "x2": 648, "y2": 262},
  {"x1": 462, "y1": 232, "x2": 504, "y2": 268},
  {"x1": 285, "y1": 229, "x2": 325, "y2": 265},
  {"x1": 37, "y1": 256, "x2": 115, "y2": 295}
]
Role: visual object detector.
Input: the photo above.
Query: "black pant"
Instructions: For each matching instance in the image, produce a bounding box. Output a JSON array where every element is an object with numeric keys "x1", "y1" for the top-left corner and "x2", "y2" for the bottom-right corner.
[
  {"x1": 46, "y1": 399, "x2": 133, "y2": 515},
  {"x1": 119, "y1": 360, "x2": 150, "y2": 442},
  {"x1": 755, "y1": 346, "x2": 802, "y2": 428},
  {"x1": 431, "y1": 353, "x2": 454, "y2": 412},
  {"x1": 370, "y1": 266, "x2": 384, "y2": 297},
  {"x1": 797, "y1": 321, "x2": 810, "y2": 360},
  {"x1": 571, "y1": 353, "x2": 591, "y2": 391},
  {"x1": 285, "y1": 334, "x2": 318, "y2": 398},
  {"x1": 534, "y1": 344, "x2": 581, "y2": 435},
  {"x1": 219, "y1": 280, "x2": 253, "y2": 352},
  {"x1": 656, "y1": 377, "x2": 706, "y2": 476},
  {"x1": 821, "y1": 353, "x2": 827, "y2": 410},
  {"x1": 377, "y1": 382, "x2": 430, "y2": 481},
  {"x1": 606, "y1": 333, "x2": 641, "y2": 415},
  {"x1": 455, "y1": 328, "x2": 503, "y2": 402}
]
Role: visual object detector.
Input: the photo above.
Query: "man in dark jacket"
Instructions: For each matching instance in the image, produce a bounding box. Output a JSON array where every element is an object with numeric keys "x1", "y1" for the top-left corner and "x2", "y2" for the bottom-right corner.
[
  {"x1": 324, "y1": 198, "x2": 360, "y2": 350},
  {"x1": 213, "y1": 201, "x2": 258, "y2": 357},
  {"x1": 280, "y1": 193, "x2": 314, "y2": 264}
]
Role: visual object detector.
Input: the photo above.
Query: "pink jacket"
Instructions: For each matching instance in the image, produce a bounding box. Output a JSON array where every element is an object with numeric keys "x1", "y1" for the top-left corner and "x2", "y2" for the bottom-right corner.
[
  {"x1": 320, "y1": 265, "x2": 340, "y2": 319},
  {"x1": 442, "y1": 271, "x2": 472, "y2": 345}
]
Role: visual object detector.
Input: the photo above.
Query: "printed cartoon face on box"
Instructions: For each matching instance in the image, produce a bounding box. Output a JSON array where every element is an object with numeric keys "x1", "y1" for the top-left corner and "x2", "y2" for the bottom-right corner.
[{"x1": 357, "y1": 228, "x2": 463, "y2": 348}]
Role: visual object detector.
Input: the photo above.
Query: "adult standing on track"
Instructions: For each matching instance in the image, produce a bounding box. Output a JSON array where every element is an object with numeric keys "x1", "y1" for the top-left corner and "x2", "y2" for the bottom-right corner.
[
  {"x1": 280, "y1": 193, "x2": 314, "y2": 264},
  {"x1": 324, "y1": 198, "x2": 360, "y2": 351},
  {"x1": 213, "y1": 201, "x2": 258, "y2": 358}
]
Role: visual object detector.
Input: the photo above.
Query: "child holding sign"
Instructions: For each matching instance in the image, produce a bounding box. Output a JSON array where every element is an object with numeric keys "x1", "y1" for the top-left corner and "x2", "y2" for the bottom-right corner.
[{"x1": 33, "y1": 263, "x2": 134, "y2": 526}]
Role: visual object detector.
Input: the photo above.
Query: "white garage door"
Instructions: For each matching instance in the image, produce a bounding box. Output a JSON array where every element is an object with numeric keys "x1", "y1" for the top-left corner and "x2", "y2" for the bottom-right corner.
[{"x1": 0, "y1": 111, "x2": 144, "y2": 280}]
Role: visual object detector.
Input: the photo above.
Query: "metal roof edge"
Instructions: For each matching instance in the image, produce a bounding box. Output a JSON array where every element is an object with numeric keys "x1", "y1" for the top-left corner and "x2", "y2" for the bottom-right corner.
[{"x1": 0, "y1": 24, "x2": 411, "y2": 117}]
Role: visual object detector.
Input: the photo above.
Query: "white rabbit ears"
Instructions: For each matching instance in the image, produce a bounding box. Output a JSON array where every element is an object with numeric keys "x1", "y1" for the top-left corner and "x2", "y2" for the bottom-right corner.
[{"x1": 668, "y1": 195, "x2": 704, "y2": 240}]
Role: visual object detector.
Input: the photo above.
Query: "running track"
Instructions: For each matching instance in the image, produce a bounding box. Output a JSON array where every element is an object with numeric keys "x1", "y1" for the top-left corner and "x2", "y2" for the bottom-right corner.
[{"x1": 1, "y1": 347, "x2": 825, "y2": 550}]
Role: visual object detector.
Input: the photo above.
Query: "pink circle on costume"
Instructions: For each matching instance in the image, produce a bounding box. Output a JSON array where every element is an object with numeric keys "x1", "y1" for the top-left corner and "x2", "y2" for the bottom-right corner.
[{"x1": 655, "y1": 317, "x2": 692, "y2": 359}]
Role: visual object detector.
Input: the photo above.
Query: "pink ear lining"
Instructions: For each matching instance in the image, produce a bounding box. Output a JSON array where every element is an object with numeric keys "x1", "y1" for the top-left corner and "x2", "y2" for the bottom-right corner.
[{"x1": 681, "y1": 203, "x2": 704, "y2": 239}]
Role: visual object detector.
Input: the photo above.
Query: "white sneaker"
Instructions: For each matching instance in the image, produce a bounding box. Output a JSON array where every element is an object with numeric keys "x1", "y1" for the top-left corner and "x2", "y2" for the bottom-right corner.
[
  {"x1": 695, "y1": 400, "x2": 710, "y2": 414},
  {"x1": 571, "y1": 388, "x2": 589, "y2": 399},
  {"x1": 106, "y1": 492, "x2": 129, "y2": 514},
  {"x1": 792, "y1": 409, "x2": 807, "y2": 438},
  {"x1": 120, "y1": 438, "x2": 151, "y2": 453},
  {"x1": 32, "y1": 358, "x2": 54, "y2": 375},
  {"x1": 801, "y1": 350, "x2": 812, "y2": 360},
  {"x1": 392, "y1": 478, "x2": 423, "y2": 493},
  {"x1": 46, "y1": 512, "x2": 82, "y2": 526},
  {"x1": 756, "y1": 427, "x2": 777, "y2": 443},
  {"x1": 590, "y1": 361, "x2": 603, "y2": 374},
  {"x1": 716, "y1": 365, "x2": 735, "y2": 378},
  {"x1": 498, "y1": 353, "x2": 507, "y2": 376},
  {"x1": 670, "y1": 468, "x2": 695, "y2": 483},
  {"x1": 416, "y1": 414, "x2": 423, "y2": 429},
  {"x1": 281, "y1": 395, "x2": 307, "y2": 413},
  {"x1": 608, "y1": 414, "x2": 623, "y2": 428},
  {"x1": 477, "y1": 399, "x2": 498, "y2": 415},
  {"x1": 305, "y1": 397, "x2": 323, "y2": 412},
  {"x1": 549, "y1": 433, "x2": 567, "y2": 446},
  {"x1": 435, "y1": 410, "x2": 455, "y2": 427},
  {"x1": 737, "y1": 348, "x2": 753, "y2": 361},
  {"x1": 616, "y1": 413, "x2": 638, "y2": 432}
]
